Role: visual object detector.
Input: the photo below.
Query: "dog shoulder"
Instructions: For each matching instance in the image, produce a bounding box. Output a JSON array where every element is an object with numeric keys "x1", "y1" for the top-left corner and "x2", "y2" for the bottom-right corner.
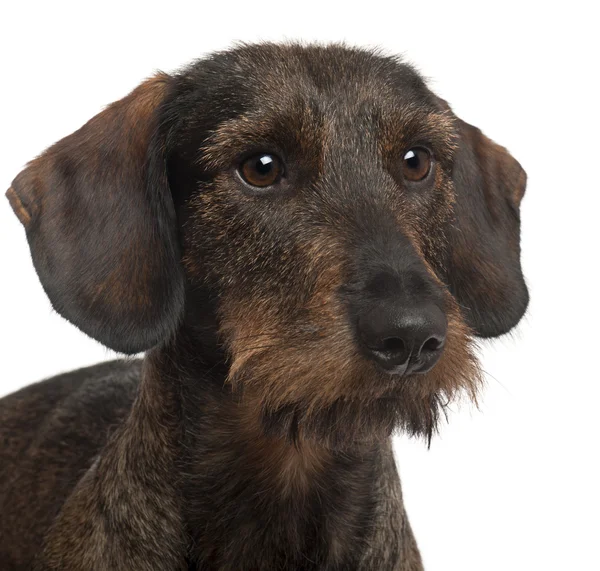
[
  {"x1": 0, "y1": 359, "x2": 141, "y2": 483},
  {"x1": 0, "y1": 360, "x2": 142, "y2": 567}
]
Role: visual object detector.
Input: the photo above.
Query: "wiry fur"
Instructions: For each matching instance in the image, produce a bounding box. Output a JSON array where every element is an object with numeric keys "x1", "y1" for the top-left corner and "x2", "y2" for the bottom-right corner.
[{"x1": 1, "y1": 42, "x2": 527, "y2": 570}]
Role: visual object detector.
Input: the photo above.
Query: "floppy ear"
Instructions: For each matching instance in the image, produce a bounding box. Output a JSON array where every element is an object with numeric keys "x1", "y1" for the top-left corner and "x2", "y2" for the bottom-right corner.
[
  {"x1": 444, "y1": 114, "x2": 529, "y2": 338},
  {"x1": 5, "y1": 74, "x2": 184, "y2": 354}
]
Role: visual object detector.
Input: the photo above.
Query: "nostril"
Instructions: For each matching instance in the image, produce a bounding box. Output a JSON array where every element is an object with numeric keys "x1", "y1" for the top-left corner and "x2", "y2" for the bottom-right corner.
[
  {"x1": 382, "y1": 337, "x2": 405, "y2": 354},
  {"x1": 421, "y1": 336, "x2": 443, "y2": 353},
  {"x1": 409, "y1": 333, "x2": 446, "y2": 375}
]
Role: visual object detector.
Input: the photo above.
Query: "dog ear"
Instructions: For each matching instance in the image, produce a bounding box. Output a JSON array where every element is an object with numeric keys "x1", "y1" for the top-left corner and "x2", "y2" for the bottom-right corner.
[
  {"x1": 443, "y1": 113, "x2": 529, "y2": 338},
  {"x1": 6, "y1": 74, "x2": 185, "y2": 354}
]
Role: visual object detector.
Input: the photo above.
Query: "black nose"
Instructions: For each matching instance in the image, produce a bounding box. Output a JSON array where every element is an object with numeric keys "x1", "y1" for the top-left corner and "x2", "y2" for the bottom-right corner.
[{"x1": 357, "y1": 303, "x2": 447, "y2": 375}]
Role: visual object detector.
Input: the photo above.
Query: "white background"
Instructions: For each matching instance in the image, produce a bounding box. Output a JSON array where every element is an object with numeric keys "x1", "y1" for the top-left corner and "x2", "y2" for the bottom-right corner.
[{"x1": 1, "y1": 2, "x2": 598, "y2": 569}]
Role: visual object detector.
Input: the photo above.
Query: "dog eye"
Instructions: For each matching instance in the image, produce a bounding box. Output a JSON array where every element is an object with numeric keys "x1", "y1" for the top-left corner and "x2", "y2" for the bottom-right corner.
[
  {"x1": 239, "y1": 153, "x2": 284, "y2": 188},
  {"x1": 402, "y1": 148, "x2": 432, "y2": 182}
]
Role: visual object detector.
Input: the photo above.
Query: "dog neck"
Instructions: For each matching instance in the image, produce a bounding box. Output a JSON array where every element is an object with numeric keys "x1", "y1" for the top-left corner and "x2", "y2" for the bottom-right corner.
[{"x1": 136, "y1": 329, "x2": 409, "y2": 569}]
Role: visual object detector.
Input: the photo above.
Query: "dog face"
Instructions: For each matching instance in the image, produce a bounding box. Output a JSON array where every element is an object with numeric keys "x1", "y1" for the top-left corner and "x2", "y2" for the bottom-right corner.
[{"x1": 7, "y1": 43, "x2": 528, "y2": 445}]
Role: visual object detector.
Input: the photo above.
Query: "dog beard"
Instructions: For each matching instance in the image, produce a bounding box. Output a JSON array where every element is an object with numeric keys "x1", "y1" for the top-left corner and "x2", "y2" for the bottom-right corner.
[
  {"x1": 229, "y1": 335, "x2": 482, "y2": 450},
  {"x1": 257, "y1": 374, "x2": 480, "y2": 449},
  {"x1": 223, "y1": 291, "x2": 482, "y2": 449}
]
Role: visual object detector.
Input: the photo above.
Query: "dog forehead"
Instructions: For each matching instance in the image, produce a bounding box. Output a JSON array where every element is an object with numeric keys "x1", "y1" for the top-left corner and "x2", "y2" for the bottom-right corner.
[
  {"x1": 227, "y1": 43, "x2": 433, "y2": 109},
  {"x1": 174, "y1": 44, "x2": 457, "y2": 176},
  {"x1": 182, "y1": 43, "x2": 436, "y2": 120}
]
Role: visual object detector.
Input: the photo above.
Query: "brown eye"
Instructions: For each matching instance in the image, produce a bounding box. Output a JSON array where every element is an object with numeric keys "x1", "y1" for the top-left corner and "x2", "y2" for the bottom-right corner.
[
  {"x1": 239, "y1": 153, "x2": 284, "y2": 188},
  {"x1": 402, "y1": 147, "x2": 432, "y2": 182}
]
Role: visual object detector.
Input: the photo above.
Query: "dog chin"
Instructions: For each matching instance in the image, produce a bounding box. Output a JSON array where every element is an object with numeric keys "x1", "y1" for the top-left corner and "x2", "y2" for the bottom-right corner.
[{"x1": 259, "y1": 390, "x2": 447, "y2": 449}]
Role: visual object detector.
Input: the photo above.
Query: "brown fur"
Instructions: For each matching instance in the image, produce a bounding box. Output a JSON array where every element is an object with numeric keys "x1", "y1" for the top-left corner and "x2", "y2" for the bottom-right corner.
[{"x1": 1, "y1": 42, "x2": 527, "y2": 570}]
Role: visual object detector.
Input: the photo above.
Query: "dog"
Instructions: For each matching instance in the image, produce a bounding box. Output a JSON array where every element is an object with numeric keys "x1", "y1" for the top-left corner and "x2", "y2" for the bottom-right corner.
[{"x1": 0, "y1": 42, "x2": 528, "y2": 570}]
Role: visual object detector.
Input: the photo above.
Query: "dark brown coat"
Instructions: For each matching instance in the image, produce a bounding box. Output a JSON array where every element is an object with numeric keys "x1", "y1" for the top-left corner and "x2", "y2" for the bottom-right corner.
[{"x1": 1, "y1": 43, "x2": 527, "y2": 570}]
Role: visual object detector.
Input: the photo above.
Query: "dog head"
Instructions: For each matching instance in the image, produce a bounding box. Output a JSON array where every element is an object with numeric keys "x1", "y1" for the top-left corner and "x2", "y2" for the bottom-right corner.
[{"x1": 7, "y1": 43, "x2": 527, "y2": 445}]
